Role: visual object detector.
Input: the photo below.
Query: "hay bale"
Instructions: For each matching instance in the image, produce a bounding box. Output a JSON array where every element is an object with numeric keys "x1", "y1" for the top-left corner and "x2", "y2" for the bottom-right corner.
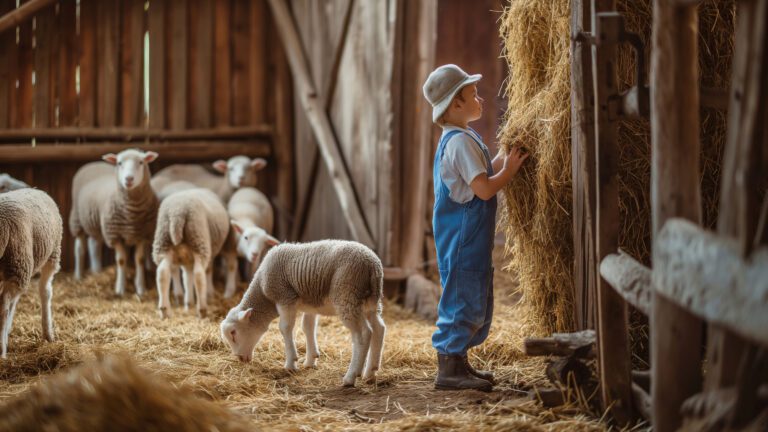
[
  {"x1": 498, "y1": 0, "x2": 734, "y2": 333},
  {"x1": 0, "y1": 354, "x2": 254, "y2": 432}
]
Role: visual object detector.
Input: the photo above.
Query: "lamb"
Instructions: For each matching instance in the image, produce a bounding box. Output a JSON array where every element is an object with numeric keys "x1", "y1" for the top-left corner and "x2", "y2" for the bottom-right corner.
[
  {"x1": 69, "y1": 162, "x2": 113, "y2": 280},
  {"x1": 223, "y1": 187, "x2": 278, "y2": 298},
  {"x1": 153, "y1": 188, "x2": 230, "y2": 319},
  {"x1": 151, "y1": 156, "x2": 267, "y2": 203},
  {"x1": 0, "y1": 188, "x2": 62, "y2": 358},
  {"x1": 0, "y1": 174, "x2": 30, "y2": 193},
  {"x1": 69, "y1": 149, "x2": 159, "y2": 296},
  {"x1": 220, "y1": 240, "x2": 386, "y2": 387}
]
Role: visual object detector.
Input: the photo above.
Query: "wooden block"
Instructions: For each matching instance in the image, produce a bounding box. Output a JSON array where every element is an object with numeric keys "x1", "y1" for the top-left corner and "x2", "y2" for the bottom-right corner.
[{"x1": 599, "y1": 250, "x2": 651, "y2": 315}]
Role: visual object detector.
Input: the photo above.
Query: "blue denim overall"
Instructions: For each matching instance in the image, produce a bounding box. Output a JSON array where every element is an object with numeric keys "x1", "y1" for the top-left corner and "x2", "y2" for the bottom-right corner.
[{"x1": 432, "y1": 128, "x2": 497, "y2": 356}]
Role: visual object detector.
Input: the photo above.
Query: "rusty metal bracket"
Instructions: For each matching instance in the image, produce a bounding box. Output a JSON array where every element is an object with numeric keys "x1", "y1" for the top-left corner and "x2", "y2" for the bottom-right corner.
[{"x1": 595, "y1": 12, "x2": 649, "y2": 120}]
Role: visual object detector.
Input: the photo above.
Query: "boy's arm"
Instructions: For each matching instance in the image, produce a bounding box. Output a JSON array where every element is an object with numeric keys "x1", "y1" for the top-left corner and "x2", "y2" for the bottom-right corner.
[
  {"x1": 491, "y1": 153, "x2": 504, "y2": 174},
  {"x1": 470, "y1": 147, "x2": 528, "y2": 200}
]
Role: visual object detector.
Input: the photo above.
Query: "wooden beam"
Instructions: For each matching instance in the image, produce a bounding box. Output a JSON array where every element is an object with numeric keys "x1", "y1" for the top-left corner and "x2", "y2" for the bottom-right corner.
[
  {"x1": 650, "y1": 1, "x2": 704, "y2": 430},
  {"x1": 654, "y1": 219, "x2": 768, "y2": 346},
  {"x1": 591, "y1": 4, "x2": 633, "y2": 424},
  {"x1": 0, "y1": 0, "x2": 55, "y2": 35},
  {"x1": 0, "y1": 141, "x2": 271, "y2": 163},
  {"x1": 266, "y1": 0, "x2": 375, "y2": 249},
  {"x1": 524, "y1": 330, "x2": 596, "y2": 359},
  {"x1": 599, "y1": 250, "x2": 651, "y2": 315},
  {"x1": 0, "y1": 125, "x2": 272, "y2": 142}
]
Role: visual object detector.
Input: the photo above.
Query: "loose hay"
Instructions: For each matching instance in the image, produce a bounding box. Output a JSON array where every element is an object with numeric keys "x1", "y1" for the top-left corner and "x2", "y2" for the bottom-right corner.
[
  {"x1": 0, "y1": 249, "x2": 612, "y2": 430},
  {"x1": 498, "y1": 0, "x2": 734, "y2": 333}
]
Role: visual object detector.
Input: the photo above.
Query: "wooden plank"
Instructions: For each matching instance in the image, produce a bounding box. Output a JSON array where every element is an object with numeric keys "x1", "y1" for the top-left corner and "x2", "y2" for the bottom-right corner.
[
  {"x1": 0, "y1": 125, "x2": 272, "y2": 141},
  {"x1": 213, "y1": 0, "x2": 231, "y2": 127},
  {"x1": 650, "y1": 2, "x2": 704, "y2": 430},
  {"x1": 0, "y1": 141, "x2": 271, "y2": 163},
  {"x1": 11, "y1": 0, "x2": 33, "y2": 128},
  {"x1": 231, "y1": 0, "x2": 250, "y2": 126},
  {"x1": 148, "y1": 0, "x2": 165, "y2": 128},
  {"x1": 57, "y1": 0, "x2": 77, "y2": 126},
  {"x1": 524, "y1": 330, "x2": 596, "y2": 358},
  {"x1": 78, "y1": 0, "x2": 97, "y2": 127},
  {"x1": 189, "y1": 0, "x2": 213, "y2": 128},
  {"x1": 270, "y1": 18, "x2": 294, "y2": 240},
  {"x1": 96, "y1": 0, "x2": 119, "y2": 127},
  {"x1": 599, "y1": 251, "x2": 651, "y2": 315},
  {"x1": 167, "y1": 0, "x2": 188, "y2": 130},
  {"x1": 267, "y1": 0, "x2": 375, "y2": 249},
  {"x1": 571, "y1": 0, "x2": 597, "y2": 330},
  {"x1": 249, "y1": 0, "x2": 267, "y2": 124},
  {"x1": 0, "y1": 0, "x2": 16, "y2": 128},
  {"x1": 591, "y1": 5, "x2": 632, "y2": 424},
  {"x1": 33, "y1": 4, "x2": 54, "y2": 127},
  {"x1": 120, "y1": 0, "x2": 145, "y2": 127},
  {"x1": 654, "y1": 219, "x2": 768, "y2": 346},
  {"x1": 0, "y1": 0, "x2": 55, "y2": 35}
]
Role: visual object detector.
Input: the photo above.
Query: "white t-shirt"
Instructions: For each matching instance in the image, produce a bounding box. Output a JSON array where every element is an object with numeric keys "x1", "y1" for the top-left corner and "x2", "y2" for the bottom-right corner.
[{"x1": 438, "y1": 126, "x2": 490, "y2": 204}]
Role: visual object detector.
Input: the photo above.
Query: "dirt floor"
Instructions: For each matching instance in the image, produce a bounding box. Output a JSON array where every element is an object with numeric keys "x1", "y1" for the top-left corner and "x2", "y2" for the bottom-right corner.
[{"x1": 0, "y1": 248, "x2": 613, "y2": 431}]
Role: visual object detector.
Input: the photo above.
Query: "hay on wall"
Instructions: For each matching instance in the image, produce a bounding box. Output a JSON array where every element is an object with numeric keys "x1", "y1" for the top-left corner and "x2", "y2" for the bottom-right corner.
[{"x1": 498, "y1": 0, "x2": 734, "y2": 334}]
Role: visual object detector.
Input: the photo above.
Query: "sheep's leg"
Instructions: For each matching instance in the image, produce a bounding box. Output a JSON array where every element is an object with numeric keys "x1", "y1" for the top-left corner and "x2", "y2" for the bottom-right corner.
[
  {"x1": 362, "y1": 309, "x2": 386, "y2": 382},
  {"x1": 277, "y1": 305, "x2": 299, "y2": 371},
  {"x1": 0, "y1": 291, "x2": 20, "y2": 359},
  {"x1": 156, "y1": 258, "x2": 172, "y2": 319},
  {"x1": 133, "y1": 241, "x2": 146, "y2": 297},
  {"x1": 181, "y1": 264, "x2": 194, "y2": 311},
  {"x1": 87, "y1": 237, "x2": 103, "y2": 273},
  {"x1": 74, "y1": 236, "x2": 86, "y2": 280},
  {"x1": 206, "y1": 265, "x2": 214, "y2": 299},
  {"x1": 223, "y1": 253, "x2": 238, "y2": 299},
  {"x1": 193, "y1": 257, "x2": 208, "y2": 318},
  {"x1": 340, "y1": 313, "x2": 371, "y2": 387},
  {"x1": 302, "y1": 313, "x2": 319, "y2": 368},
  {"x1": 37, "y1": 261, "x2": 57, "y2": 342},
  {"x1": 171, "y1": 266, "x2": 183, "y2": 301},
  {"x1": 114, "y1": 242, "x2": 128, "y2": 296}
]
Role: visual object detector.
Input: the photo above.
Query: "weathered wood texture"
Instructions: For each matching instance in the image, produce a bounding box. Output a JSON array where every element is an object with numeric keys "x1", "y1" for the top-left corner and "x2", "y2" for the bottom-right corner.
[
  {"x1": 599, "y1": 250, "x2": 651, "y2": 315},
  {"x1": 524, "y1": 330, "x2": 597, "y2": 359},
  {"x1": 650, "y1": 1, "x2": 704, "y2": 430},
  {"x1": 591, "y1": 3, "x2": 633, "y2": 424}
]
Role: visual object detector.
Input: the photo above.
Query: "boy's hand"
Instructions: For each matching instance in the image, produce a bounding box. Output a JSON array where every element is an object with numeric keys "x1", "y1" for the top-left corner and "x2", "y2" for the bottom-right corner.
[{"x1": 503, "y1": 146, "x2": 529, "y2": 177}]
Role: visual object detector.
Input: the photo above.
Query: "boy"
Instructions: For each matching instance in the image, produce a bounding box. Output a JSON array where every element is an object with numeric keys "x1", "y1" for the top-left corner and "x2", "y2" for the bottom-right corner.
[{"x1": 423, "y1": 64, "x2": 528, "y2": 391}]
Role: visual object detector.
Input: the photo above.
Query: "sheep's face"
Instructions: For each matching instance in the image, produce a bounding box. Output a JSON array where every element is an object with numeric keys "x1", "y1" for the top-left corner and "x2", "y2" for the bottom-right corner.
[
  {"x1": 103, "y1": 149, "x2": 159, "y2": 190},
  {"x1": 220, "y1": 307, "x2": 267, "y2": 363},
  {"x1": 213, "y1": 156, "x2": 267, "y2": 189},
  {"x1": 231, "y1": 222, "x2": 280, "y2": 266},
  {"x1": 0, "y1": 174, "x2": 29, "y2": 193}
]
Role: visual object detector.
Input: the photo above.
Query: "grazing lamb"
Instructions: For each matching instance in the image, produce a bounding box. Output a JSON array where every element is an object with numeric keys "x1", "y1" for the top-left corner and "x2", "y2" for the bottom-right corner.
[
  {"x1": 152, "y1": 156, "x2": 267, "y2": 203},
  {"x1": 223, "y1": 187, "x2": 277, "y2": 298},
  {"x1": 220, "y1": 240, "x2": 386, "y2": 387},
  {"x1": 70, "y1": 150, "x2": 159, "y2": 296},
  {"x1": 153, "y1": 188, "x2": 230, "y2": 319},
  {"x1": 0, "y1": 189, "x2": 62, "y2": 358},
  {"x1": 0, "y1": 174, "x2": 30, "y2": 193}
]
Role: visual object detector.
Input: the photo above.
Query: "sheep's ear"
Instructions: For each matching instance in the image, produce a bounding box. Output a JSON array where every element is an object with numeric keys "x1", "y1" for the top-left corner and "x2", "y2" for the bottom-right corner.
[
  {"x1": 144, "y1": 151, "x2": 159, "y2": 163},
  {"x1": 237, "y1": 308, "x2": 254, "y2": 322},
  {"x1": 265, "y1": 235, "x2": 281, "y2": 247},
  {"x1": 213, "y1": 160, "x2": 228, "y2": 173},
  {"x1": 102, "y1": 153, "x2": 118, "y2": 165},
  {"x1": 250, "y1": 158, "x2": 267, "y2": 171},
  {"x1": 231, "y1": 220, "x2": 244, "y2": 235}
]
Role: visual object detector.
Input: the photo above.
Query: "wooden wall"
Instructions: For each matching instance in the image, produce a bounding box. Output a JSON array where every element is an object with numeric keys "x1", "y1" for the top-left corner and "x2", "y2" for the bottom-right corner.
[{"x1": 0, "y1": 0, "x2": 292, "y2": 271}]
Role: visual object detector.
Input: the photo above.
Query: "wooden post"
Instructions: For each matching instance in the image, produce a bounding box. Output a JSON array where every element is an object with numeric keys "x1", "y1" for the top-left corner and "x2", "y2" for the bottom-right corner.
[
  {"x1": 79, "y1": 0, "x2": 97, "y2": 127},
  {"x1": 650, "y1": 1, "x2": 704, "y2": 430},
  {"x1": 0, "y1": 0, "x2": 55, "y2": 35},
  {"x1": 571, "y1": 0, "x2": 598, "y2": 330},
  {"x1": 591, "y1": 1, "x2": 633, "y2": 424}
]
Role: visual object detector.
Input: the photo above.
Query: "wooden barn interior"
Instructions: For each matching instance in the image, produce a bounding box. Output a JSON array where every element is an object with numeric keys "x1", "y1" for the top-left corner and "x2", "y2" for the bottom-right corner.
[{"x1": 0, "y1": 0, "x2": 765, "y2": 430}]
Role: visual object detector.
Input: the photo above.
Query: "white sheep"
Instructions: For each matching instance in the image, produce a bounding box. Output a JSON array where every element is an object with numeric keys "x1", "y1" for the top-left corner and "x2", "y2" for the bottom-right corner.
[
  {"x1": 223, "y1": 187, "x2": 278, "y2": 298},
  {"x1": 69, "y1": 162, "x2": 112, "y2": 280},
  {"x1": 220, "y1": 240, "x2": 386, "y2": 387},
  {"x1": 153, "y1": 188, "x2": 230, "y2": 319},
  {"x1": 0, "y1": 188, "x2": 62, "y2": 358},
  {"x1": 70, "y1": 149, "x2": 159, "y2": 296},
  {"x1": 152, "y1": 156, "x2": 267, "y2": 203},
  {"x1": 0, "y1": 174, "x2": 30, "y2": 193}
]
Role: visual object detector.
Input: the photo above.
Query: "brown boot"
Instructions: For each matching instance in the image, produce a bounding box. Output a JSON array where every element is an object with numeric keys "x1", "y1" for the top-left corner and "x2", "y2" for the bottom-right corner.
[
  {"x1": 463, "y1": 355, "x2": 496, "y2": 385},
  {"x1": 434, "y1": 354, "x2": 493, "y2": 392}
]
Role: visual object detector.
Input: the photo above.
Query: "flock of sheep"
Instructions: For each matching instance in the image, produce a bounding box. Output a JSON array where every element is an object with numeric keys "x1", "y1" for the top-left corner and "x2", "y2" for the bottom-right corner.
[{"x1": 0, "y1": 149, "x2": 386, "y2": 387}]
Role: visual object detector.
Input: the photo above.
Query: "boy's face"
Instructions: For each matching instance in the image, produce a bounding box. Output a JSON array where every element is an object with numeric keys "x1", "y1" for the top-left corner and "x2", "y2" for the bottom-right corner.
[{"x1": 450, "y1": 84, "x2": 483, "y2": 123}]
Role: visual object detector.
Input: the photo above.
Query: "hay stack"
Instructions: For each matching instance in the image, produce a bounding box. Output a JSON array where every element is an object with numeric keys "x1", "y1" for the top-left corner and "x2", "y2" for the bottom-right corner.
[
  {"x1": 498, "y1": 0, "x2": 734, "y2": 333},
  {"x1": 0, "y1": 354, "x2": 254, "y2": 432}
]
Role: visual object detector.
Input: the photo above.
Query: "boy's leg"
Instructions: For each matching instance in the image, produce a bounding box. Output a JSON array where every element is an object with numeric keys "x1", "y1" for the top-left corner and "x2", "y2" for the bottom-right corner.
[{"x1": 465, "y1": 269, "x2": 496, "y2": 383}]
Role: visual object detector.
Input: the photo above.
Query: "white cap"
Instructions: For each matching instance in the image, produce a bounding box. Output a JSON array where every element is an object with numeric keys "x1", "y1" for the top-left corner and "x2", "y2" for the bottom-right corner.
[{"x1": 422, "y1": 64, "x2": 482, "y2": 123}]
